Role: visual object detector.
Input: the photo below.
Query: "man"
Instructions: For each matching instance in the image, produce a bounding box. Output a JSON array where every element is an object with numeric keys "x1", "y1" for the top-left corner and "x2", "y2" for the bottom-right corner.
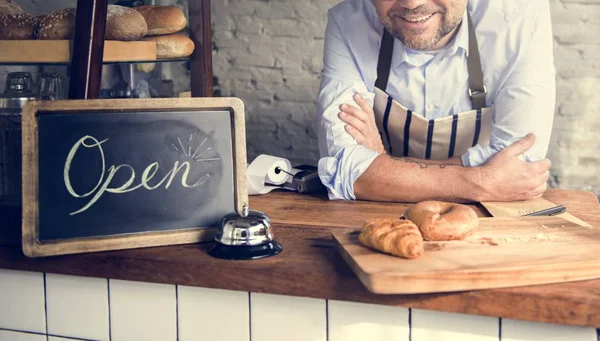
[{"x1": 316, "y1": 0, "x2": 555, "y2": 203}]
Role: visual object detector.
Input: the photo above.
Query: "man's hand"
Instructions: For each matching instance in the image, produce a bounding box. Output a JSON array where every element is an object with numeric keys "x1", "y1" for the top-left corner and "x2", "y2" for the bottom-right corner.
[
  {"x1": 477, "y1": 133, "x2": 551, "y2": 201},
  {"x1": 338, "y1": 94, "x2": 386, "y2": 154}
]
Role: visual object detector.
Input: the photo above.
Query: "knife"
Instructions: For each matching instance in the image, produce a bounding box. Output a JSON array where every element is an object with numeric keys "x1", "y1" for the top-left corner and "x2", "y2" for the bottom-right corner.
[{"x1": 523, "y1": 205, "x2": 566, "y2": 216}]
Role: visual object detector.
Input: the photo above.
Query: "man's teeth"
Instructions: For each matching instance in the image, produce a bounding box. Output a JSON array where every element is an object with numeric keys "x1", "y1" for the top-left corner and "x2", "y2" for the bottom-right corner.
[{"x1": 403, "y1": 14, "x2": 434, "y2": 23}]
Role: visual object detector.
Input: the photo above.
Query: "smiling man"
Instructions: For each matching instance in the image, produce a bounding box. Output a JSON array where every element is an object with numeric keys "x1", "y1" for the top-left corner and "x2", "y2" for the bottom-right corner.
[{"x1": 316, "y1": 0, "x2": 556, "y2": 203}]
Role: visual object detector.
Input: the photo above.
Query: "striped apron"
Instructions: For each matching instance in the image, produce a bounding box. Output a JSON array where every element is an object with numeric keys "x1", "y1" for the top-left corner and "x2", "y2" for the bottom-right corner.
[{"x1": 373, "y1": 13, "x2": 492, "y2": 160}]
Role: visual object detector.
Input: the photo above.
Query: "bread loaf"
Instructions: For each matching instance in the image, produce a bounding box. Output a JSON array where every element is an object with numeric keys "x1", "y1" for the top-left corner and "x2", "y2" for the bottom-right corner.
[
  {"x1": 37, "y1": 5, "x2": 147, "y2": 40},
  {"x1": 0, "y1": 0, "x2": 23, "y2": 15},
  {"x1": 134, "y1": 5, "x2": 187, "y2": 36},
  {"x1": 140, "y1": 33, "x2": 195, "y2": 59},
  {"x1": 358, "y1": 218, "x2": 424, "y2": 259},
  {"x1": 0, "y1": 13, "x2": 37, "y2": 39},
  {"x1": 136, "y1": 62, "x2": 156, "y2": 73},
  {"x1": 105, "y1": 5, "x2": 147, "y2": 40},
  {"x1": 37, "y1": 8, "x2": 75, "y2": 39}
]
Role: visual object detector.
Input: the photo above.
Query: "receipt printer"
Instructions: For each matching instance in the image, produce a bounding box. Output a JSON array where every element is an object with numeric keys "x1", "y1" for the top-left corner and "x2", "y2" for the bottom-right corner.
[{"x1": 280, "y1": 165, "x2": 326, "y2": 194}]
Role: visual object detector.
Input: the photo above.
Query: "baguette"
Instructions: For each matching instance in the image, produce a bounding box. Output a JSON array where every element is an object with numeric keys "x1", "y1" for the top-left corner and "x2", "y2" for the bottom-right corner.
[{"x1": 358, "y1": 218, "x2": 424, "y2": 259}]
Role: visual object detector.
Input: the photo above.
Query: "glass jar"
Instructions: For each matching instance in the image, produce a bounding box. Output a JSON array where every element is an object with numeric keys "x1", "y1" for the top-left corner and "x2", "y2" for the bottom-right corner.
[{"x1": 0, "y1": 72, "x2": 36, "y2": 206}]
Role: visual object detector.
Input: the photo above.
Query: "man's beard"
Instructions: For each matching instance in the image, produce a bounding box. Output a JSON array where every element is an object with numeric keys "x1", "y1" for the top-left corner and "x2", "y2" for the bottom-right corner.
[{"x1": 378, "y1": 4, "x2": 463, "y2": 51}]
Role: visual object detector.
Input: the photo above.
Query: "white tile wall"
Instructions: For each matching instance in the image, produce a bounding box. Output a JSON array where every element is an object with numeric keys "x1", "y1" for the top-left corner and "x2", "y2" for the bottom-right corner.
[
  {"x1": 0, "y1": 330, "x2": 46, "y2": 341},
  {"x1": 178, "y1": 286, "x2": 249, "y2": 341},
  {"x1": 250, "y1": 293, "x2": 326, "y2": 341},
  {"x1": 411, "y1": 308, "x2": 499, "y2": 341},
  {"x1": 45, "y1": 274, "x2": 109, "y2": 341},
  {"x1": 109, "y1": 279, "x2": 177, "y2": 341},
  {"x1": 502, "y1": 318, "x2": 597, "y2": 341},
  {"x1": 0, "y1": 269, "x2": 46, "y2": 333},
  {"x1": 328, "y1": 300, "x2": 409, "y2": 341},
  {"x1": 1, "y1": 270, "x2": 600, "y2": 341}
]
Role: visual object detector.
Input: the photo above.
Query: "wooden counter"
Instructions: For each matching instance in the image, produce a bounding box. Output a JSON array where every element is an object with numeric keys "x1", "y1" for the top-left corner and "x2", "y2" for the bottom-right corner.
[{"x1": 0, "y1": 189, "x2": 599, "y2": 328}]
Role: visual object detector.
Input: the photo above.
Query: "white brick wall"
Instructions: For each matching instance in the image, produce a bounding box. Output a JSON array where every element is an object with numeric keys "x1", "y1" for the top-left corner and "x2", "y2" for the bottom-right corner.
[{"x1": 211, "y1": 0, "x2": 600, "y2": 196}]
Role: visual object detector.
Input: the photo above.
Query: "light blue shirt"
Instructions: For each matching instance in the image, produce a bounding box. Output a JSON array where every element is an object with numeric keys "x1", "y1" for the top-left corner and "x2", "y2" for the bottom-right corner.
[{"x1": 316, "y1": 0, "x2": 556, "y2": 200}]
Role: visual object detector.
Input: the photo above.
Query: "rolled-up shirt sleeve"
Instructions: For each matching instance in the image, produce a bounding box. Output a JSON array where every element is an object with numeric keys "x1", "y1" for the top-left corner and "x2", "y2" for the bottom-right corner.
[
  {"x1": 461, "y1": 2, "x2": 556, "y2": 167},
  {"x1": 317, "y1": 10, "x2": 380, "y2": 200}
]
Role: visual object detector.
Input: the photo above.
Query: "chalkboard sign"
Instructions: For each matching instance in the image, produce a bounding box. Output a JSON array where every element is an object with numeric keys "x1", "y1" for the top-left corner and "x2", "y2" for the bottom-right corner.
[{"x1": 21, "y1": 98, "x2": 248, "y2": 257}]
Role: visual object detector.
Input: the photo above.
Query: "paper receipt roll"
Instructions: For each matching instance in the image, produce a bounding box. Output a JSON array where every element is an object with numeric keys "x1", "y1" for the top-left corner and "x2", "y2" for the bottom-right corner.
[{"x1": 247, "y1": 154, "x2": 292, "y2": 195}]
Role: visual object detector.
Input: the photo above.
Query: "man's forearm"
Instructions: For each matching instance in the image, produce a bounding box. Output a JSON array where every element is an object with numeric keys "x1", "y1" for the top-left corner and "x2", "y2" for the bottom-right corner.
[{"x1": 353, "y1": 154, "x2": 482, "y2": 203}]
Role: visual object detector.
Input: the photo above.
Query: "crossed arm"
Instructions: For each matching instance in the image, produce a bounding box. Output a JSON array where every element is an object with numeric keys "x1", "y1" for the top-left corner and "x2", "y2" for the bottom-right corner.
[{"x1": 337, "y1": 94, "x2": 551, "y2": 203}]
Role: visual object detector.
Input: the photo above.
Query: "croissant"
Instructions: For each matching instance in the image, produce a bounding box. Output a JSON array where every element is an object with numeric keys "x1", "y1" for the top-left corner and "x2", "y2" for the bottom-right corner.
[{"x1": 358, "y1": 218, "x2": 424, "y2": 259}]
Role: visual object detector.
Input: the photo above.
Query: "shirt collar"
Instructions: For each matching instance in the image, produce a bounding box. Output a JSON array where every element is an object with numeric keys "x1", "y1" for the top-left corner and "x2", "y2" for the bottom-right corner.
[{"x1": 392, "y1": 9, "x2": 470, "y2": 68}]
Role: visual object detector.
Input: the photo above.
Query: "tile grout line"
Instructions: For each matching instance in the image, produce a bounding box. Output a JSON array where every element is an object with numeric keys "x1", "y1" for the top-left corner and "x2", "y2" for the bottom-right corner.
[
  {"x1": 499, "y1": 318, "x2": 502, "y2": 341},
  {"x1": 107, "y1": 279, "x2": 112, "y2": 341},
  {"x1": 248, "y1": 292, "x2": 252, "y2": 341},
  {"x1": 176, "y1": 285, "x2": 179, "y2": 341},
  {"x1": 0, "y1": 327, "x2": 99, "y2": 340},
  {"x1": 408, "y1": 308, "x2": 412, "y2": 341},
  {"x1": 325, "y1": 299, "x2": 329, "y2": 341},
  {"x1": 0, "y1": 327, "x2": 103, "y2": 341},
  {"x1": 44, "y1": 273, "x2": 49, "y2": 341}
]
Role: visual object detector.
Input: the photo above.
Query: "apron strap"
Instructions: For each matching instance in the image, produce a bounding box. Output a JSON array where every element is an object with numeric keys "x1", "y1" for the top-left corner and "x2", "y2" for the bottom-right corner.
[
  {"x1": 374, "y1": 29, "x2": 394, "y2": 92},
  {"x1": 374, "y1": 11, "x2": 487, "y2": 110},
  {"x1": 466, "y1": 13, "x2": 486, "y2": 110}
]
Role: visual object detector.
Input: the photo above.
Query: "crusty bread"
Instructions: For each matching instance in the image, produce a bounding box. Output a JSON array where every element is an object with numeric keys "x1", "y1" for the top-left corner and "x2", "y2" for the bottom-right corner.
[
  {"x1": 134, "y1": 5, "x2": 187, "y2": 36},
  {"x1": 105, "y1": 4, "x2": 147, "y2": 40},
  {"x1": 0, "y1": 13, "x2": 37, "y2": 39},
  {"x1": 37, "y1": 8, "x2": 75, "y2": 39},
  {"x1": 0, "y1": 0, "x2": 23, "y2": 15},
  {"x1": 37, "y1": 5, "x2": 147, "y2": 41},
  {"x1": 140, "y1": 33, "x2": 195, "y2": 59}
]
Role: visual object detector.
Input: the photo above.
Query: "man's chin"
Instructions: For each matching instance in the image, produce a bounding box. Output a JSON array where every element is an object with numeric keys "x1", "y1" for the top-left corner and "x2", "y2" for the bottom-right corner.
[{"x1": 399, "y1": 34, "x2": 439, "y2": 51}]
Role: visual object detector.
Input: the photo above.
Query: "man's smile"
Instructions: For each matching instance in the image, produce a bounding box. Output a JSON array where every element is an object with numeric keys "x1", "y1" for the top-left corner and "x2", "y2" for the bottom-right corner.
[{"x1": 401, "y1": 13, "x2": 436, "y2": 23}]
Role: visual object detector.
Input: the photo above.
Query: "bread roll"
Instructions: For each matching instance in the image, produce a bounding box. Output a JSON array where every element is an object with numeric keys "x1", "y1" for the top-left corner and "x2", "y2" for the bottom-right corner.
[
  {"x1": 136, "y1": 62, "x2": 156, "y2": 73},
  {"x1": 37, "y1": 5, "x2": 147, "y2": 41},
  {"x1": 37, "y1": 8, "x2": 75, "y2": 39},
  {"x1": 140, "y1": 33, "x2": 195, "y2": 59},
  {"x1": 106, "y1": 4, "x2": 147, "y2": 40},
  {"x1": 403, "y1": 201, "x2": 479, "y2": 241},
  {"x1": 0, "y1": 0, "x2": 23, "y2": 15},
  {"x1": 0, "y1": 13, "x2": 37, "y2": 39},
  {"x1": 134, "y1": 5, "x2": 187, "y2": 36}
]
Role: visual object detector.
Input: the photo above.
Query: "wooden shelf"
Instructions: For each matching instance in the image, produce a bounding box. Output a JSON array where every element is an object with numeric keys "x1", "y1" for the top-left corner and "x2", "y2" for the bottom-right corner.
[{"x1": 0, "y1": 40, "x2": 157, "y2": 65}]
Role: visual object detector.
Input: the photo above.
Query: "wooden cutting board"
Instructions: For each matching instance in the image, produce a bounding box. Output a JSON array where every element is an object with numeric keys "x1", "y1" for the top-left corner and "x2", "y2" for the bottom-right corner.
[{"x1": 332, "y1": 216, "x2": 600, "y2": 294}]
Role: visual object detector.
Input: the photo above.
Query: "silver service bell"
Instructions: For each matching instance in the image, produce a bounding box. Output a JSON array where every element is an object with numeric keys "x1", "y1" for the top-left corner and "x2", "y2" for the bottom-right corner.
[{"x1": 208, "y1": 210, "x2": 282, "y2": 260}]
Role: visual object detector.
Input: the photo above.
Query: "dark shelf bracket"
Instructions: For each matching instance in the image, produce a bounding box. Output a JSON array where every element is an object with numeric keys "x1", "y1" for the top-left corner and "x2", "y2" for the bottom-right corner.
[
  {"x1": 68, "y1": 0, "x2": 108, "y2": 99},
  {"x1": 189, "y1": 0, "x2": 213, "y2": 97}
]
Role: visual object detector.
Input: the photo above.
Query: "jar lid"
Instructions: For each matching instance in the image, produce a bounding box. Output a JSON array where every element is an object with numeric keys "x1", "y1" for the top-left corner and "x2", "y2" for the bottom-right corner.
[{"x1": 0, "y1": 96, "x2": 35, "y2": 110}]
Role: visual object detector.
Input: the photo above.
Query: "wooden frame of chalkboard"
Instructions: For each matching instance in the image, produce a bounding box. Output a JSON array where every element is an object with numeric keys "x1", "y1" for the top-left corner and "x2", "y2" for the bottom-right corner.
[{"x1": 21, "y1": 98, "x2": 248, "y2": 257}]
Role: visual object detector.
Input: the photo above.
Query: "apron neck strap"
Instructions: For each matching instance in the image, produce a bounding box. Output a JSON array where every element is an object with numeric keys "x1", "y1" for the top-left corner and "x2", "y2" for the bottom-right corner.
[
  {"x1": 466, "y1": 12, "x2": 486, "y2": 110},
  {"x1": 374, "y1": 11, "x2": 487, "y2": 110}
]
